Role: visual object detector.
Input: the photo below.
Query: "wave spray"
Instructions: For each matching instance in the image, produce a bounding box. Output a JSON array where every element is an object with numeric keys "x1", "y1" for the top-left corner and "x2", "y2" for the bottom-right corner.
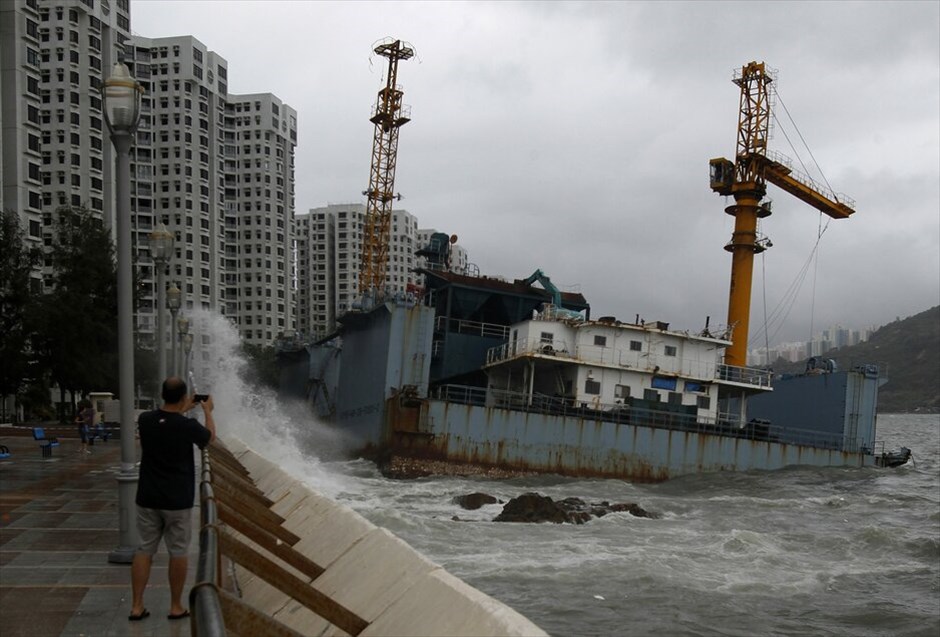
[{"x1": 185, "y1": 308, "x2": 356, "y2": 498}]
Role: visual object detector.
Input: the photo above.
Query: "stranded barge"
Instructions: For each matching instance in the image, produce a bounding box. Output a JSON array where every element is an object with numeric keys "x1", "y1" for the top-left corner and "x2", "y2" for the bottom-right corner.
[{"x1": 285, "y1": 256, "x2": 900, "y2": 481}]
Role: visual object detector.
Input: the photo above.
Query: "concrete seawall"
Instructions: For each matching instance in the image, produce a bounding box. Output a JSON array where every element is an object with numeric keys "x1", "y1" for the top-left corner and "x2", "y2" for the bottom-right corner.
[{"x1": 224, "y1": 436, "x2": 547, "y2": 636}]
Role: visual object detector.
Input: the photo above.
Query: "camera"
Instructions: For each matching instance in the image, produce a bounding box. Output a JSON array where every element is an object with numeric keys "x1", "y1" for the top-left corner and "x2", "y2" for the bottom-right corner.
[{"x1": 193, "y1": 394, "x2": 209, "y2": 403}]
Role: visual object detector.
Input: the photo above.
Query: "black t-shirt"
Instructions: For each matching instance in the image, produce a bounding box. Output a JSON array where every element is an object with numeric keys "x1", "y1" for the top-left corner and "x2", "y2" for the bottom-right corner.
[{"x1": 135, "y1": 409, "x2": 212, "y2": 510}]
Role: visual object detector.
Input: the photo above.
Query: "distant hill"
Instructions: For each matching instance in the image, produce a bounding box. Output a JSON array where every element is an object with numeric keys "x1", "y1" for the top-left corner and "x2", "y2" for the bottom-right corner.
[{"x1": 771, "y1": 306, "x2": 939, "y2": 413}]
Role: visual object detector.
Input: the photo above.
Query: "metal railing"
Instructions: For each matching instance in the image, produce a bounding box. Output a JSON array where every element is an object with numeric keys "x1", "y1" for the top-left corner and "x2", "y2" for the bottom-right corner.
[
  {"x1": 190, "y1": 447, "x2": 226, "y2": 636},
  {"x1": 430, "y1": 384, "x2": 867, "y2": 452},
  {"x1": 190, "y1": 443, "x2": 369, "y2": 637},
  {"x1": 484, "y1": 338, "x2": 772, "y2": 388},
  {"x1": 764, "y1": 149, "x2": 856, "y2": 209},
  {"x1": 435, "y1": 316, "x2": 510, "y2": 340},
  {"x1": 716, "y1": 364, "x2": 773, "y2": 388}
]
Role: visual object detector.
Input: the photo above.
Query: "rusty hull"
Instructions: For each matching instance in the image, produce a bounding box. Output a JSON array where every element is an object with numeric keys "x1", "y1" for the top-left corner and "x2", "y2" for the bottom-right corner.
[{"x1": 385, "y1": 398, "x2": 875, "y2": 482}]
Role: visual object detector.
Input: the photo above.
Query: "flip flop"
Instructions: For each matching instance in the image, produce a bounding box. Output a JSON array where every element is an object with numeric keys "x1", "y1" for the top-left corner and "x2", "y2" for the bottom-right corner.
[
  {"x1": 167, "y1": 610, "x2": 190, "y2": 620},
  {"x1": 128, "y1": 609, "x2": 150, "y2": 621}
]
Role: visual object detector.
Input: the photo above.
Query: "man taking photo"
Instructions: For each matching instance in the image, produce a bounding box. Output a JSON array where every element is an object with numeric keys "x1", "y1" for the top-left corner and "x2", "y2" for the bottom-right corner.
[{"x1": 128, "y1": 376, "x2": 216, "y2": 622}]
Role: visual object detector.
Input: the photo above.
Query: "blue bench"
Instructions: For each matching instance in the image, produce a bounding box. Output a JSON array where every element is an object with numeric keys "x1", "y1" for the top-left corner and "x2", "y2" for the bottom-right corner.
[
  {"x1": 88, "y1": 424, "x2": 111, "y2": 445},
  {"x1": 33, "y1": 427, "x2": 59, "y2": 457},
  {"x1": 0, "y1": 445, "x2": 10, "y2": 459}
]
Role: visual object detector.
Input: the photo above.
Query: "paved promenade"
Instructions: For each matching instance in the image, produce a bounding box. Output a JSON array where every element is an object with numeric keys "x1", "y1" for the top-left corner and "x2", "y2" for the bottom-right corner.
[{"x1": 0, "y1": 427, "x2": 198, "y2": 637}]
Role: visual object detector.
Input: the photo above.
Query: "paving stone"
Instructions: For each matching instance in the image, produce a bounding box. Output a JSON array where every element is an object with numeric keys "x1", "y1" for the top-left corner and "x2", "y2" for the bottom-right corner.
[{"x1": 0, "y1": 433, "x2": 197, "y2": 637}]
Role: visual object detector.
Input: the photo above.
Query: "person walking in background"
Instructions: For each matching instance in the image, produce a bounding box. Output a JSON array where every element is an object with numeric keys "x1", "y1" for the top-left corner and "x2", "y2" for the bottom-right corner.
[
  {"x1": 76, "y1": 399, "x2": 94, "y2": 454},
  {"x1": 128, "y1": 376, "x2": 216, "y2": 622}
]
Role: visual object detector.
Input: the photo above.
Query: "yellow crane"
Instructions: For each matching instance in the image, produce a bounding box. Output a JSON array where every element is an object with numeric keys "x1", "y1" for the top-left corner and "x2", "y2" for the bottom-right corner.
[
  {"x1": 710, "y1": 61, "x2": 855, "y2": 368},
  {"x1": 359, "y1": 39, "x2": 414, "y2": 297}
]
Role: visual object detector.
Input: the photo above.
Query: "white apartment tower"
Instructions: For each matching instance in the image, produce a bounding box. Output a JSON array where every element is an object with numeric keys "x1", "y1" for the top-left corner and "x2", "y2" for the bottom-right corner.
[
  {"x1": 127, "y1": 35, "x2": 297, "y2": 347},
  {"x1": 2, "y1": 4, "x2": 297, "y2": 348},
  {"x1": 1, "y1": 0, "x2": 130, "y2": 288},
  {"x1": 229, "y1": 92, "x2": 297, "y2": 345},
  {"x1": 296, "y1": 204, "x2": 418, "y2": 339}
]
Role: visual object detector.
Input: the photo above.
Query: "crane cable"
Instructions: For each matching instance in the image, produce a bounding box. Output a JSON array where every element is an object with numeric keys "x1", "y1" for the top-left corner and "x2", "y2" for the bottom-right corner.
[
  {"x1": 775, "y1": 84, "x2": 835, "y2": 343},
  {"x1": 772, "y1": 86, "x2": 837, "y2": 199},
  {"x1": 748, "y1": 86, "x2": 835, "y2": 353},
  {"x1": 748, "y1": 219, "x2": 831, "y2": 349}
]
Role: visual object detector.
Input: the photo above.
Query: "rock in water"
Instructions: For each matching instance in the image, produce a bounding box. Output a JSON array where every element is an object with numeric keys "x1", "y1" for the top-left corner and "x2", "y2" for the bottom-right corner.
[
  {"x1": 452, "y1": 492, "x2": 498, "y2": 510},
  {"x1": 605, "y1": 502, "x2": 659, "y2": 519},
  {"x1": 494, "y1": 492, "x2": 659, "y2": 523},
  {"x1": 494, "y1": 492, "x2": 573, "y2": 524}
]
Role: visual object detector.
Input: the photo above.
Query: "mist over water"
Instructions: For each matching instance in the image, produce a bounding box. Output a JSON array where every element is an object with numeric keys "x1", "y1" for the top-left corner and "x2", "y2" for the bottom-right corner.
[{"x1": 194, "y1": 310, "x2": 940, "y2": 636}]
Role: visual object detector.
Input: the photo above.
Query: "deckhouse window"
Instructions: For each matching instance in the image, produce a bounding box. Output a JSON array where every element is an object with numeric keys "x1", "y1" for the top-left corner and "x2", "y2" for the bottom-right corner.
[
  {"x1": 664, "y1": 345, "x2": 677, "y2": 356},
  {"x1": 594, "y1": 335, "x2": 606, "y2": 346},
  {"x1": 643, "y1": 389, "x2": 660, "y2": 402},
  {"x1": 540, "y1": 332, "x2": 553, "y2": 344},
  {"x1": 585, "y1": 379, "x2": 601, "y2": 395},
  {"x1": 697, "y1": 396, "x2": 711, "y2": 410},
  {"x1": 615, "y1": 384, "x2": 630, "y2": 399},
  {"x1": 630, "y1": 340, "x2": 642, "y2": 351}
]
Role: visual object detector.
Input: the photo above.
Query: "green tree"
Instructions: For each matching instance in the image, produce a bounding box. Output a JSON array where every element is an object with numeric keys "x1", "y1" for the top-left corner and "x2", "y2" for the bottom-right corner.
[
  {"x1": 31, "y1": 206, "x2": 119, "y2": 414},
  {"x1": 0, "y1": 210, "x2": 41, "y2": 420}
]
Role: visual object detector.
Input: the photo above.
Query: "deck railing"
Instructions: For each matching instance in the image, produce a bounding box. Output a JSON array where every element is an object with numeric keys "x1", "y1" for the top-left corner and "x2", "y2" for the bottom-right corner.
[
  {"x1": 430, "y1": 384, "x2": 866, "y2": 453},
  {"x1": 485, "y1": 338, "x2": 771, "y2": 388},
  {"x1": 435, "y1": 316, "x2": 510, "y2": 339}
]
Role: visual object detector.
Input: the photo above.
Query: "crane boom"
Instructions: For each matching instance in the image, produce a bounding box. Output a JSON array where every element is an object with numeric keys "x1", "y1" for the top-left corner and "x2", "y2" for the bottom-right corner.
[
  {"x1": 758, "y1": 155, "x2": 854, "y2": 219},
  {"x1": 710, "y1": 61, "x2": 855, "y2": 367}
]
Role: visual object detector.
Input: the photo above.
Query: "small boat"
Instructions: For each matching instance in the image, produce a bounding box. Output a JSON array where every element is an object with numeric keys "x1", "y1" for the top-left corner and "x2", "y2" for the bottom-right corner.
[{"x1": 877, "y1": 446, "x2": 912, "y2": 468}]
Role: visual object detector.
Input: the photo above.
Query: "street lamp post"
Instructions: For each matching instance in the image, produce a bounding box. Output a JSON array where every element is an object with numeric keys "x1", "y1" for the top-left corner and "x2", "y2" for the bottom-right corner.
[
  {"x1": 167, "y1": 284, "x2": 181, "y2": 378},
  {"x1": 103, "y1": 59, "x2": 144, "y2": 564},
  {"x1": 177, "y1": 316, "x2": 190, "y2": 377},
  {"x1": 148, "y1": 223, "x2": 174, "y2": 400},
  {"x1": 182, "y1": 333, "x2": 194, "y2": 380}
]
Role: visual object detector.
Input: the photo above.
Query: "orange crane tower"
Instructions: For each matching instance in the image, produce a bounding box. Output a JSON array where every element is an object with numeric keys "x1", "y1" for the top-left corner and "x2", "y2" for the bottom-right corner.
[
  {"x1": 359, "y1": 39, "x2": 414, "y2": 297},
  {"x1": 710, "y1": 61, "x2": 855, "y2": 368}
]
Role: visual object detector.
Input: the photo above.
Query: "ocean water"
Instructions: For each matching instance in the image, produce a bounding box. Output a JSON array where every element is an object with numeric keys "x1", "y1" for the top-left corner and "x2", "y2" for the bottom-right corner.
[{"x1": 190, "y1": 311, "x2": 940, "y2": 637}]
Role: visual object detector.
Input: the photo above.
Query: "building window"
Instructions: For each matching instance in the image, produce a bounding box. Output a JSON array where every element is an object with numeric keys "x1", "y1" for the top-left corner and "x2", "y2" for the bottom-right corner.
[
  {"x1": 664, "y1": 345, "x2": 677, "y2": 357},
  {"x1": 651, "y1": 376, "x2": 677, "y2": 391},
  {"x1": 584, "y1": 379, "x2": 601, "y2": 395},
  {"x1": 630, "y1": 340, "x2": 642, "y2": 352}
]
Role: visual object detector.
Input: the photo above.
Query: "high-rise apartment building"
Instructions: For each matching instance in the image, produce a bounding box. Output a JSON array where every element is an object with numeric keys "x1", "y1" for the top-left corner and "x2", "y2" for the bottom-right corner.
[
  {"x1": 295, "y1": 203, "x2": 419, "y2": 339},
  {"x1": 2, "y1": 3, "x2": 297, "y2": 349},
  {"x1": 125, "y1": 34, "x2": 296, "y2": 347},
  {"x1": 1, "y1": 0, "x2": 130, "y2": 289},
  {"x1": 228, "y1": 92, "x2": 297, "y2": 344}
]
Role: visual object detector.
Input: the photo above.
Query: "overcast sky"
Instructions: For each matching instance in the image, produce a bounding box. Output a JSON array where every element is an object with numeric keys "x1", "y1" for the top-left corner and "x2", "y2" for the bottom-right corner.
[{"x1": 133, "y1": 0, "x2": 939, "y2": 348}]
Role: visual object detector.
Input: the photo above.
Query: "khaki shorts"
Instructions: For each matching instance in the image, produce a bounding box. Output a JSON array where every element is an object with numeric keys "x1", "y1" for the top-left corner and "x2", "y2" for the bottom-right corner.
[{"x1": 136, "y1": 506, "x2": 193, "y2": 557}]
